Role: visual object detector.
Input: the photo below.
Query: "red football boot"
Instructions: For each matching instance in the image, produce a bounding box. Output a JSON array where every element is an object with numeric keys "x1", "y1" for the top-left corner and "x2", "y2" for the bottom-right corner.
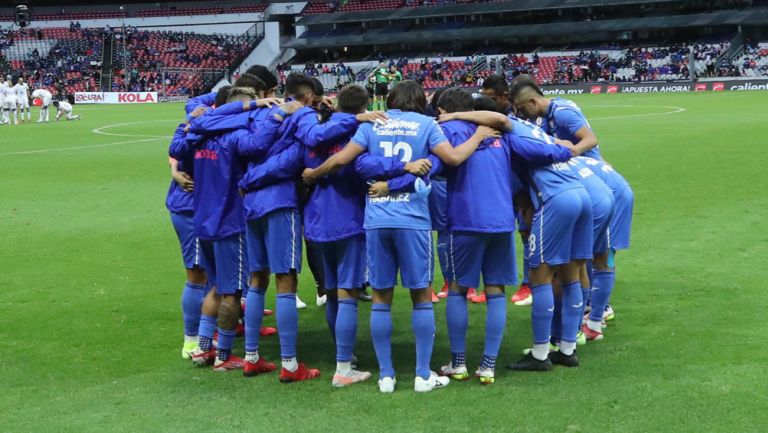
[
  {"x1": 243, "y1": 357, "x2": 277, "y2": 377},
  {"x1": 279, "y1": 363, "x2": 321, "y2": 383},
  {"x1": 260, "y1": 326, "x2": 277, "y2": 337}
]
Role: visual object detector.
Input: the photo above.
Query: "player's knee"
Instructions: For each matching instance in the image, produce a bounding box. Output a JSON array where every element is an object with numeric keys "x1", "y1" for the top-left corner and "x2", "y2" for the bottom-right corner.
[
  {"x1": 484, "y1": 285, "x2": 505, "y2": 296},
  {"x1": 593, "y1": 253, "x2": 610, "y2": 270},
  {"x1": 275, "y1": 271, "x2": 297, "y2": 293},
  {"x1": 249, "y1": 270, "x2": 269, "y2": 289},
  {"x1": 410, "y1": 288, "x2": 431, "y2": 305},
  {"x1": 337, "y1": 288, "x2": 356, "y2": 300},
  {"x1": 372, "y1": 288, "x2": 393, "y2": 305},
  {"x1": 187, "y1": 267, "x2": 207, "y2": 285},
  {"x1": 449, "y1": 281, "x2": 467, "y2": 295}
]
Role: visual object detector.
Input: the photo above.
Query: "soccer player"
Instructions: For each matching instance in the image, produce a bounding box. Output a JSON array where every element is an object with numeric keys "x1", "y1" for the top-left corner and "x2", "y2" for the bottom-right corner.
[
  {"x1": 368, "y1": 62, "x2": 390, "y2": 111},
  {"x1": 303, "y1": 80, "x2": 493, "y2": 393},
  {"x1": 501, "y1": 118, "x2": 592, "y2": 370},
  {"x1": 564, "y1": 157, "x2": 615, "y2": 344},
  {"x1": 436, "y1": 89, "x2": 578, "y2": 382},
  {"x1": 479, "y1": 75, "x2": 514, "y2": 116},
  {"x1": 576, "y1": 156, "x2": 634, "y2": 336},
  {"x1": 15, "y1": 78, "x2": 30, "y2": 122},
  {"x1": 241, "y1": 85, "x2": 391, "y2": 386},
  {"x1": 480, "y1": 78, "x2": 534, "y2": 305},
  {"x1": 194, "y1": 74, "x2": 322, "y2": 381},
  {"x1": 2, "y1": 80, "x2": 18, "y2": 125},
  {"x1": 53, "y1": 100, "x2": 80, "y2": 121},
  {"x1": 31, "y1": 88, "x2": 53, "y2": 123},
  {"x1": 166, "y1": 111, "x2": 209, "y2": 359},
  {"x1": 170, "y1": 87, "x2": 285, "y2": 373},
  {"x1": 510, "y1": 75, "x2": 602, "y2": 159},
  {"x1": 0, "y1": 79, "x2": 8, "y2": 124}
]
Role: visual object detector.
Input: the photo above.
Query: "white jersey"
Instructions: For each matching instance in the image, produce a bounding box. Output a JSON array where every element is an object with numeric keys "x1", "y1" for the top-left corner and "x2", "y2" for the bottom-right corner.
[
  {"x1": 32, "y1": 89, "x2": 53, "y2": 105},
  {"x1": 0, "y1": 82, "x2": 10, "y2": 103},
  {"x1": 15, "y1": 83, "x2": 29, "y2": 100},
  {"x1": 58, "y1": 101, "x2": 73, "y2": 112}
]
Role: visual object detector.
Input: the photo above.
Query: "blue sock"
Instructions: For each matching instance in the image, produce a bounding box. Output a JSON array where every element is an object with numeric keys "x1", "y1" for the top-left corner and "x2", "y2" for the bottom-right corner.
[
  {"x1": 335, "y1": 299, "x2": 357, "y2": 362},
  {"x1": 244, "y1": 287, "x2": 266, "y2": 352},
  {"x1": 452, "y1": 352, "x2": 465, "y2": 367},
  {"x1": 551, "y1": 297, "x2": 563, "y2": 344},
  {"x1": 484, "y1": 293, "x2": 506, "y2": 358},
  {"x1": 480, "y1": 354, "x2": 496, "y2": 370},
  {"x1": 561, "y1": 281, "x2": 583, "y2": 343},
  {"x1": 531, "y1": 284, "x2": 554, "y2": 345},
  {"x1": 198, "y1": 314, "x2": 217, "y2": 352},
  {"x1": 181, "y1": 282, "x2": 207, "y2": 336},
  {"x1": 581, "y1": 285, "x2": 591, "y2": 318},
  {"x1": 412, "y1": 302, "x2": 435, "y2": 380},
  {"x1": 589, "y1": 271, "x2": 615, "y2": 323},
  {"x1": 216, "y1": 328, "x2": 236, "y2": 361},
  {"x1": 276, "y1": 293, "x2": 298, "y2": 358},
  {"x1": 325, "y1": 295, "x2": 339, "y2": 342},
  {"x1": 522, "y1": 241, "x2": 530, "y2": 285},
  {"x1": 371, "y1": 303, "x2": 394, "y2": 379},
  {"x1": 446, "y1": 292, "x2": 468, "y2": 359}
]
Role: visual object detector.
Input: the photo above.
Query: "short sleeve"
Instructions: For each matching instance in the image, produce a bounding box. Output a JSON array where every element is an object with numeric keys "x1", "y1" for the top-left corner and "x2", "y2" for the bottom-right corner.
[
  {"x1": 426, "y1": 120, "x2": 448, "y2": 150},
  {"x1": 351, "y1": 123, "x2": 371, "y2": 151},
  {"x1": 554, "y1": 108, "x2": 588, "y2": 136}
]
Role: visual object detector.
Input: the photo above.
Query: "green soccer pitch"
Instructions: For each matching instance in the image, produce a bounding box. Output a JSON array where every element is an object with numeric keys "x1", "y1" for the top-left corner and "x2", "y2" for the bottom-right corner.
[{"x1": 1, "y1": 91, "x2": 766, "y2": 433}]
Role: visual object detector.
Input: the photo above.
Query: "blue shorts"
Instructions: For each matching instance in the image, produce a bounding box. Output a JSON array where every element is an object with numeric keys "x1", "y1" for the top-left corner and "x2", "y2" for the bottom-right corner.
[
  {"x1": 170, "y1": 211, "x2": 202, "y2": 269},
  {"x1": 591, "y1": 195, "x2": 615, "y2": 255},
  {"x1": 609, "y1": 186, "x2": 634, "y2": 250},
  {"x1": 246, "y1": 209, "x2": 302, "y2": 274},
  {"x1": 366, "y1": 228, "x2": 432, "y2": 290},
  {"x1": 447, "y1": 231, "x2": 517, "y2": 288},
  {"x1": 199, "y1": 232, "x2": 246, "y2": 296},
  {"x1": 515, "y1": 208, "x2": 530, "y2": 232},
  {"x1": 318, "y1": 235, "x2": 366, "y2": 290},
  {"x1": 435, "y1": 231, "x2": 450, "y2": 283},
  {"x1": 528, "y1": 188, "x2": 593, "y2": 268}
]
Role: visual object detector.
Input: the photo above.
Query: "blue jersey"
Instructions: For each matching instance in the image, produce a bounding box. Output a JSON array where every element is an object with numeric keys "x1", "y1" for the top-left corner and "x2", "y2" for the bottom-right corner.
[
  {"x1": 189, "y1": 101, "x2": 268, "y2": 138},
  {"x1": 508, "y1": 117, "x2": 584, "y2": 208},
  {"x1": 241, "y1": 106, "x2": 310, "y2": 220},
  {"x1": 441, "y1": 120, "x2": 516, "y2": 233},
  {"x1": 542, "y1": 97, "x2": 602, "y2": 160},
  {"x1": 294, "y1": 108, "x2": 358, "y2": 149},
  {"x1": 169, "y1": 127, "x2": 265, "y2": 241},
  {"x1": 303, "y1": 139, "x2": 366, "y2": 243},
  {"x1": 185, "y1": 91, "x2": 216, "y2": 115},
  {"x1": 428, "y1": 178, "x2": 448, "y2": 232},
  {"x1": 568, "y1": 157, "x2": 614, "y2": 205},
  {"x1": 351, "y1": 109, "x2": 447, "y2": 230},
  {"x1": 574, "y1": 156, "x2": 630, "y2": 197},
  {"x1": 165, "y1": 124, "x2": 194, "y2": 213}
]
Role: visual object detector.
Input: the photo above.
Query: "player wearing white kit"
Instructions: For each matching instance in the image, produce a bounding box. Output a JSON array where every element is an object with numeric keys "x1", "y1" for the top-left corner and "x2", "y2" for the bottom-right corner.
[
  {"x1": 15, "y1": 78, "x2": 31, "y2": 122},
  {"x1": 53, "y1": 100, "x2": 81, "y2": 121},
  {"x1": 2, "y1": 81, "x2": 19, "y2": 125},
  {"x1": 0, "y1": 80, "x2": 6, "y2": 124},
  {"x1": 31, "y1": 88, "x2": 53, "y2": 123}
]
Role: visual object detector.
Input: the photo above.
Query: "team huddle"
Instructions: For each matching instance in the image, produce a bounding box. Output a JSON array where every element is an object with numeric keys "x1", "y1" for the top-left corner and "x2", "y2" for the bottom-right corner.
[
  {"x1": 0, "y1": 76, "x2": 79, "y2": 125},
  {"x1": 165, "y1": 64, "x2": 634, "y2": 392}
]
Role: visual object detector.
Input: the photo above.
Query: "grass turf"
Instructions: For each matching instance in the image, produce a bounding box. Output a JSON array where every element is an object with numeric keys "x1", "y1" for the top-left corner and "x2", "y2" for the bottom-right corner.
[{"x1": 1, "y1": 91, "x2": 766, "y2": 433}]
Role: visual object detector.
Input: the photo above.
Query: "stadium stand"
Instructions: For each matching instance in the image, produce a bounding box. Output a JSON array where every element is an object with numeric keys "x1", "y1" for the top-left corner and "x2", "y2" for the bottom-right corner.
[
  {"x1": 112, "y1": 29, "x2": 251, "y2": 94},
  {"x1": 737, "y1": 42, "x2": 768, "y2": 77},
  {"x1": 0, "y1": 27, "x2": 103, "y2": 97}
]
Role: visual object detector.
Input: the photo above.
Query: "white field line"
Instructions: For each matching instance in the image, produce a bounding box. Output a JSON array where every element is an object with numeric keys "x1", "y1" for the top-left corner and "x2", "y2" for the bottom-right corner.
[
  {"x1": 1, "y1": 105, "x2": 686, "y2": 157},
  {"x1": 0, "y1": 119, "x2": 178, "y2": 156},
  {"x1": 583, "y1": 104, "x2": 686, "y2": 121}
]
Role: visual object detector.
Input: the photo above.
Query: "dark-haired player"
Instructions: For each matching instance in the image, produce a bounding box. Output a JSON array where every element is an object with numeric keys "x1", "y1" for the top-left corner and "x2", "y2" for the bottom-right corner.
[
  {"x1": 304, "y1": 80, "x2": 493, "y2": 393},
  {"x1": 509, "y1": 75, "x2": 602, "y2": 159}
]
